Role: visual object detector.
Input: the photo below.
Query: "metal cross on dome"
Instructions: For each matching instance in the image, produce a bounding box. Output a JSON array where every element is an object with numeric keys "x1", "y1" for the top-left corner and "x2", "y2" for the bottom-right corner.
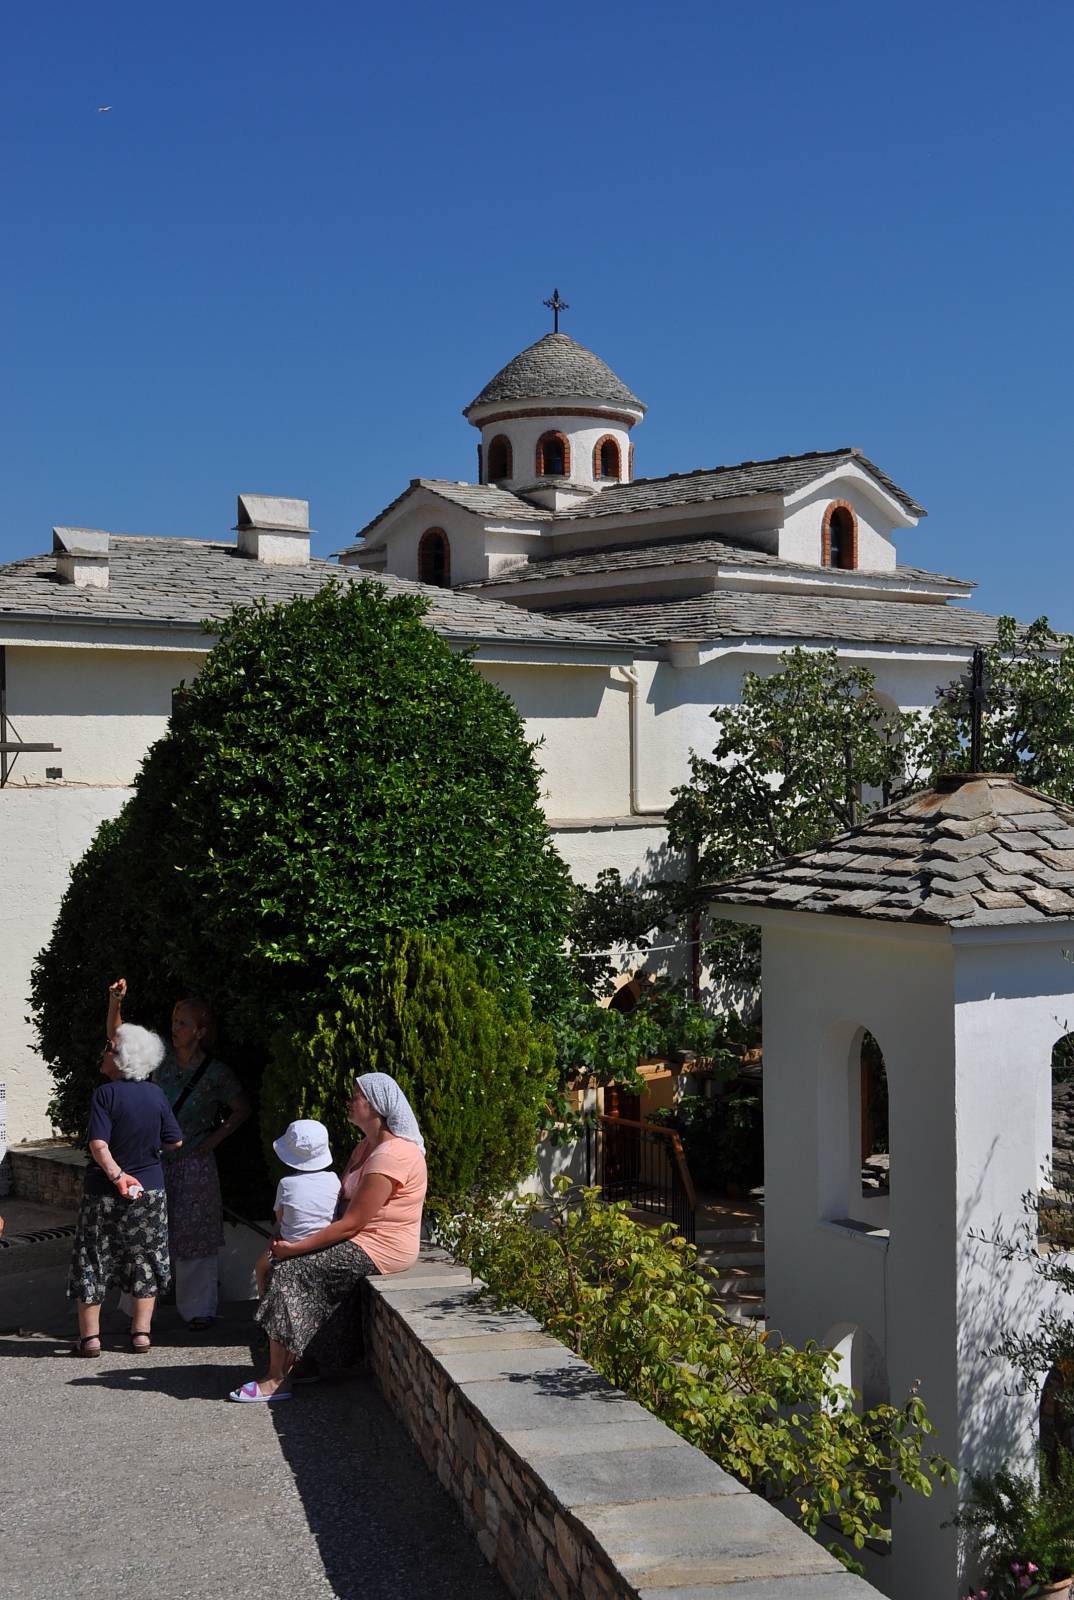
[{"x1": 543, "y1": 288, "x2": 569, "y2": 333}]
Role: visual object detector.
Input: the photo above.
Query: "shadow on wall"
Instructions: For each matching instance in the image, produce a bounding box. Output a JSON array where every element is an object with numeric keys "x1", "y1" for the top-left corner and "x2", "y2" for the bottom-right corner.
[
  {"x1": 269, "y1": 1374, "x2": 510, "y2": 1600},
  {"x1": 957, "y1": 1135, "x2": 1045, "y2": 1479}
]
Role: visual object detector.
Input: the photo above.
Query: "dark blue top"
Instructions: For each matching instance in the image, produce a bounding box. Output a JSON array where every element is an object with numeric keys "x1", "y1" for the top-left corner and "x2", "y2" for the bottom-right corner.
[{"x1": 84, "y1": 1080, "x2": 183, "y2": 1197}]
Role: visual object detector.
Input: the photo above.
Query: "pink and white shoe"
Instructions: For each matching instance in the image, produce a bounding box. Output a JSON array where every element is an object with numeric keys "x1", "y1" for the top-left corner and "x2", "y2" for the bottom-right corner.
[{"x1": 228, "y1": 1380, "x2": 291, "y2": 1403}]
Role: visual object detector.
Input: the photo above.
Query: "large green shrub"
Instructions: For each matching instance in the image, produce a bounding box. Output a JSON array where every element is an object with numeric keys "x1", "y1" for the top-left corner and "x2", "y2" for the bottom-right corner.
[
  {"x1": 444, "y1": 1182, "x2": 954, "y2": 1568},
  {"x1": 32, "y1": 581, "x2": 572, "y2": 1180},
  {"x1": 264, "y1": 931, "x2": 554, "y2": 1204}
]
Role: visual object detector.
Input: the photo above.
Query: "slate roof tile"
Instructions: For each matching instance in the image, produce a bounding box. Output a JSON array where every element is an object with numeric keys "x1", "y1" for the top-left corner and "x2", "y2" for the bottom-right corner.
[
  {"x1": 0, "y1": 536, "x2": 627, "y2": 651},
  {"x1": 459, "y1": 531, "x2": 963, "y2": 592},
  {"x1": 532, "y1": 590, "x2": 1004, "y2": 650},
  {"x1": 356, "y1": 448, "x2": 928, "y2": 547},
  {"x1": 705, "y1": 777, "x2": 1074, "y2": 929},
  {"x1": 465, "y1": 333, "x2": 645, "y2": 415}
]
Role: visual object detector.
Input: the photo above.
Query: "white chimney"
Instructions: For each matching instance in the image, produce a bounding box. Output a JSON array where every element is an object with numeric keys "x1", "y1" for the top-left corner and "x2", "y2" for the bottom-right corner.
[
  {"x1": 53, "y1": 527, "x2": 109, "y2": 588},
  {"x1": 234, "y1": 495, "x2": 312, "y2": 565}
]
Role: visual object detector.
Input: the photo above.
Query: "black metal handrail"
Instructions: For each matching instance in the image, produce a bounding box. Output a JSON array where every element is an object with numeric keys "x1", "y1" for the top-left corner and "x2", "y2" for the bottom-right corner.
[{"x1": 595, "y1": 1114, "x2": 696, "y2": 1243}]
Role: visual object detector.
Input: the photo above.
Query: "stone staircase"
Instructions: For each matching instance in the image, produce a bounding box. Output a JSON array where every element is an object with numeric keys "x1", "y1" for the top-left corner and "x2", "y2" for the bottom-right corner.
[{"x1": 696, "y1": 1212, "x2": 766, "y2": 1323}]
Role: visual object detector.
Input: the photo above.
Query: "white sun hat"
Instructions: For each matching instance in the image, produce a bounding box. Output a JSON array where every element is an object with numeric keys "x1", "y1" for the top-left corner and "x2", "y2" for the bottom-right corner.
[{"x1": 272, "y1": 1119, "x2": 333, "y2": 1172}]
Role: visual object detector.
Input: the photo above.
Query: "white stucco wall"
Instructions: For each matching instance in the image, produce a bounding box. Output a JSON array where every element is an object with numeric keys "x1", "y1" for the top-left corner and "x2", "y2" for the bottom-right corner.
[
  {"x1": 2, "y1": 645, "x2": 205, "y2": 786},
  {"x1": 1, "y1": 785, "x2": 130, "y2": 1141},
  {"x1": 750, "y1": 909, "x2": 1074, "y2": 1600},
  {"x1": 603, "y1": 645, "x2": 974, "y2": 817},
  {"x1": 372, "y1": 501, "x2": 547, "y2": 587},
  {"x1": 479, "y1": 413, "x2": 634, "y2": 490},
  {"x1": 780, "y1": 476, "x2": 899, "y2": 571},
  {"x1": 476, "y1": 663, "x2": 632, "y2": 821}
]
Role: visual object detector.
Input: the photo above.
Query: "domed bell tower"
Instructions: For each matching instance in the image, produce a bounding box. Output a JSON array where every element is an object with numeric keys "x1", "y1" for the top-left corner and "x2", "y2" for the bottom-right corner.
[{"x1": 464, "y1": 294, "x2": 646, "y2": 511}]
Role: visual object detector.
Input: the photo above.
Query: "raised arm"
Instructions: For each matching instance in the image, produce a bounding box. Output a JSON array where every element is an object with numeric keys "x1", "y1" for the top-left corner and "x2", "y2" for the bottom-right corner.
[
  {"x1": 270, "y1": 1170, "x2": 393, "y2": 1261},
  {"x1": 107, "y1": 978, "x2": 126, "y2": 1039}
]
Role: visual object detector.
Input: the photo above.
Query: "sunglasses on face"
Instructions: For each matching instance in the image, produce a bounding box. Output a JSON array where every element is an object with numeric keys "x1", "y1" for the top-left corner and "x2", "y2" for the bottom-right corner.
[{"x1": 102, "y1": 1040, "x2": 117, "y2": 1056}]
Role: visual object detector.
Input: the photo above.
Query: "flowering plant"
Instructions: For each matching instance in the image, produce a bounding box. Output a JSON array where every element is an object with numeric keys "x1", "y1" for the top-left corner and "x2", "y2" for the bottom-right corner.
[{"x1": 952, "y1": 1454, "x2": 1074, "y2": 1597}]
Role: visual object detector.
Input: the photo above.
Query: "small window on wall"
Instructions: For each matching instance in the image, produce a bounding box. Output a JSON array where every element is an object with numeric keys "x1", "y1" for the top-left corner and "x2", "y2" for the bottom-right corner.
[
  {"x1": 536, "y1": 431, "x2": 569, "y2": 477},
  {"x1": 487, "y1": 435, "x2": 513, "y2": 480},
  {"x1": 418, "y1": 528, "x2": 450, "y2": 588},
  {"x1": 594, "y1": 436, "x2": 621, "y2": 480},
  {"x1": 823, "y1": 502, "x2": 858, "y2": 569}
]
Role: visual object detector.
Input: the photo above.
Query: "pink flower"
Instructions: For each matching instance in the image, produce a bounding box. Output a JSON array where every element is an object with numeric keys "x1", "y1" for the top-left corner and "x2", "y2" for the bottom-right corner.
[{"x1": 1027, "y1": 1565, "x2": 1039, "y2": 1574}]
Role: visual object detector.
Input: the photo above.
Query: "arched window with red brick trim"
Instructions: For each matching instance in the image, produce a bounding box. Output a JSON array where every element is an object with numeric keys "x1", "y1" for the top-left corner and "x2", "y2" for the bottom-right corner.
[
  {"x1": 487, "y1": 435, "x2": 513, "y2": 481},
  {"x1": 418, "y1": 527, "x2": 451, "y2": 588},
  {"x1": 536, "y1": 431, "x2": 570, "y2": 477},
  {"x1": 593, "y1": 436, "x2": 622, "y2": 480},
  {"x1": 822, "y1": 501, "x2": 858, "y2": 570}
]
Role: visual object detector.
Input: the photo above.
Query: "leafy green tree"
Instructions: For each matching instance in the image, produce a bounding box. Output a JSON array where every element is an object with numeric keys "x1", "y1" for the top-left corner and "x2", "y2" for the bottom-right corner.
[
  {"x1": 265, "y1": 931, "x2": 553, "y2": 1206},
  {"x1": 914, "y1": 615, "x2": 1074, "y2": 799},
  {"x1": 33, "y1": 581, "x2": 573, "y2": 1168},
  {"x1": 444, "y1": 1182, "x2": 954, "y2": 1568},
  {"x1": 667, "y1": 646, "x2": 908, "y2": 884},
  {"x1": 660, "y1": 647, "x2": 909, "y2": 989}
]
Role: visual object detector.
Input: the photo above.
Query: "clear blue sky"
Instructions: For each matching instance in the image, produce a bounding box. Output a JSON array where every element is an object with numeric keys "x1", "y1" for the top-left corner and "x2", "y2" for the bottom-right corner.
[{"x1": 1, "y1": 2, "x2": 1071, "y2": 627}]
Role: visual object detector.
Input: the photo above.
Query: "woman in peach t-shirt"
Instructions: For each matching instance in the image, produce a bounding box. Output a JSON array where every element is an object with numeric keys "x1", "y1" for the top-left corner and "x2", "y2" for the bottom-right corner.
[{"x1": 232, "y1": 1073, "x2": 427, "y2": 1402}]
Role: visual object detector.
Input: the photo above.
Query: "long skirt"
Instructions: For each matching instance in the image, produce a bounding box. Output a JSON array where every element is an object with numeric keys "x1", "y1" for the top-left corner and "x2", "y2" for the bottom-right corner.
[
  {"x1": 163, "y1": 1149, "x2": 223, "y2": 1260},
  {"x1": 255, "y1": 1241, "x2": 379, "y2": 1369},
  {"x1": 67, "y1": 1189, "x2": 171, "y2": 1303}
]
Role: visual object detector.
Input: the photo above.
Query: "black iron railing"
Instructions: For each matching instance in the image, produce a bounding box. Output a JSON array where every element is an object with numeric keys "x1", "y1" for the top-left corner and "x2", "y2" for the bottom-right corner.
[{"x1": 595, "y1": 1114, "x2": 696, "y2": 1243}]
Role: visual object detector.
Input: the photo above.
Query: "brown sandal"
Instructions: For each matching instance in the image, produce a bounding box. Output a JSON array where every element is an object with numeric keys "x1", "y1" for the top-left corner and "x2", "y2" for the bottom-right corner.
[
  {"x1": 130, "y1": 1331, "x2": 151, "y2": 1353},
  {"x1": 74, "y1": 1335, "x2": 101, "y2": 1358}
]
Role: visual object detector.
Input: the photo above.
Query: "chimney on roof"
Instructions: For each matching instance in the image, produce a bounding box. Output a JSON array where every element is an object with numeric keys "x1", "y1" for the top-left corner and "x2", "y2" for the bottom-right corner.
[
  {"x1": 53, "y1": 527, "x2": 109, "y2": 588},
  {"x1": 234, "y1": 495, "x2": 312, "y2": 566}
]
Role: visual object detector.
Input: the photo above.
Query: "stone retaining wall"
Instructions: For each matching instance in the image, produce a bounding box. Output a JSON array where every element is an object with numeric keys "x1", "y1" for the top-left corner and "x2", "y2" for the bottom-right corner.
[
  {"x1": 365, "y1": 1249, "x2": 878, "y2": 1599},
  {"x1": 9, "y1": 1142, "x2": 87, "y2": 1208}
]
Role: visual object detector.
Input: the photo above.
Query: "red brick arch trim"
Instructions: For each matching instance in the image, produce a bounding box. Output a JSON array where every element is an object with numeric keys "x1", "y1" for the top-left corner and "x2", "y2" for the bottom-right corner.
[
  {"x1": 822, "y1": 500, "x2": 858, "y2": 570},
  {"x1": 628, "y1": 442, "x2": 634, "y2": 482},
  {"x1": 593, "y1": 435, "x2": 622, "y2": 480},
  {"x1": 418, "y1": 526, "x2": 451, "y2": 587},
  {"x1": 486, "y1": 434, "x2": 513, "y2": 480},
  {"x1": 536, "y1": 431, "x2": 570, "y2": 477}
]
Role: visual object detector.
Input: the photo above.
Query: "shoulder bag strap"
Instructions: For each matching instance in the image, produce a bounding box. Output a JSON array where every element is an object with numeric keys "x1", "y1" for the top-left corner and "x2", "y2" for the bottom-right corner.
[{"x1": 170, "y1": 1054, "x2": 214, "y2": 1119}]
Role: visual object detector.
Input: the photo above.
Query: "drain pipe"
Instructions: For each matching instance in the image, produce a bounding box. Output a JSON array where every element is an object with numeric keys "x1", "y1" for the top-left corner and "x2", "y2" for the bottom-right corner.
[{"x1": 620, "y1": 665, "x2": 665, "y2": 816}]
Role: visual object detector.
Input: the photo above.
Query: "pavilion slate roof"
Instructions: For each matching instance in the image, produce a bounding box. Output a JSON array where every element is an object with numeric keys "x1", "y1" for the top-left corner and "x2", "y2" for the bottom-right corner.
[
  {"x1": 0, "y1": 536, "x2": 628, "y2": 650},
  {"x1": 534, "y1": 590, "x2": 1003, "y2": 649},
  {"x1": 706, "y1": 776, "x2": 1074, "y2": 929},
  {"x1": 459, "y1": 532, "x2": 971, "y2": 592},
  {"x1": 464, "y1": 333, "x2": 646, "y2": 415}
]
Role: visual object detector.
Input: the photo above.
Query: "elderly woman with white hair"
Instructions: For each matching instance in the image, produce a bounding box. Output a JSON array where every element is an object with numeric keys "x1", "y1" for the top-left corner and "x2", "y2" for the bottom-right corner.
[
  {"x1": 231, "y1": 1073, "x2": 427, "y2": 1402},
  {"x1": 68, "y1": 1023, "x2": 183, "y2": 1356}
]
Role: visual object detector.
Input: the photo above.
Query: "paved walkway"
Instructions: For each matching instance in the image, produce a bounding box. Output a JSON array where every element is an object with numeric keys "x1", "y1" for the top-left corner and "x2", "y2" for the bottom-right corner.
[{"x1": 1, "y1": 1258, "x2": 509, "y2": 1600}]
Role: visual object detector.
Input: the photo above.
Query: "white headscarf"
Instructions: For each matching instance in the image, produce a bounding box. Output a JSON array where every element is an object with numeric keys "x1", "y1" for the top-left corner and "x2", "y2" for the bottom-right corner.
[{"x1": 354, "y1": 1073, "x2": 425, "y2": 1155}]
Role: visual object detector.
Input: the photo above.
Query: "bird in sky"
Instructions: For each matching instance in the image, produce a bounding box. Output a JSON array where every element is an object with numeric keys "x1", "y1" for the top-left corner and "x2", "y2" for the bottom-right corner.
[{"x1": 98, "y1": 106, "x2": 112, "y2": 113}]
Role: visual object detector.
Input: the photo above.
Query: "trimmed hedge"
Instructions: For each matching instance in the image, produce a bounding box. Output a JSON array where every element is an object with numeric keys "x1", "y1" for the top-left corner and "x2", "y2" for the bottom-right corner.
[{"x1": 265, "y1": 930, "x2": 554, "y2": 1204}]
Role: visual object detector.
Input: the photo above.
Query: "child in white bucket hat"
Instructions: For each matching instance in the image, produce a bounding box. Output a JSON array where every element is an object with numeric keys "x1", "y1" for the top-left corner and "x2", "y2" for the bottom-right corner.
[{"x1": 255, "y1": 1120, "x2": 341, "y2": 1298}]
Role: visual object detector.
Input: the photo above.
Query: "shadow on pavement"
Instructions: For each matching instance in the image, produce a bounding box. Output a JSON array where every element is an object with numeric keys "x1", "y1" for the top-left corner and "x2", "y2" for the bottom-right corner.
[{"x1": 269, "y1": 1374, "x2": 510, "y2": 1600}]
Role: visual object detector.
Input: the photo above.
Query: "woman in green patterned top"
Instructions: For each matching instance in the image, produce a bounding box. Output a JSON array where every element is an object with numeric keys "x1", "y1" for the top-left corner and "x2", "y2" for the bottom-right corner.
[{"x1": 108, "y1": 980, "x2": 251, "y2": 1330}]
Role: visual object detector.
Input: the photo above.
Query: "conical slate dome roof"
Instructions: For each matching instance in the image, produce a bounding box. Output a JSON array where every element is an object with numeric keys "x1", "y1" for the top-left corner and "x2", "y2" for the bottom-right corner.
[{"x1": 464, "y1": 333, "x2": 646, "y2": 417}]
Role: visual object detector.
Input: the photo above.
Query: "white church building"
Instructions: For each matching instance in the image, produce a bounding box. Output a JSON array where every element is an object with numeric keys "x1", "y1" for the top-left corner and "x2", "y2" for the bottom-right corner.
[{"x1": 0, "y1": 324, "x2": 1006, "y2": 1147}]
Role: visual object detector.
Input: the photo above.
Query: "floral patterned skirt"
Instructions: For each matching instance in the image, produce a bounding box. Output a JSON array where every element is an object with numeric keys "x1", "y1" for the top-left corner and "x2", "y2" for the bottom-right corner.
[
  {"x1": 254, "y1": 1241, "x2": 379, "y2": 1369},
  {"x1": 67, "y1": 1188, "x2": 171, "y2": 1303},
  {"x1": 163, "y1": 1149, "x2": 223, "y2": 1260}
]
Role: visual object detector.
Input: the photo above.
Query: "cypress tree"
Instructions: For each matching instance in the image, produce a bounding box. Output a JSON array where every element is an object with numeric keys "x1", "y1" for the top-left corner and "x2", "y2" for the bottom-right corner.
[{"x1": 264, "y1": 931, "x2": 553, "y2": 1205}]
